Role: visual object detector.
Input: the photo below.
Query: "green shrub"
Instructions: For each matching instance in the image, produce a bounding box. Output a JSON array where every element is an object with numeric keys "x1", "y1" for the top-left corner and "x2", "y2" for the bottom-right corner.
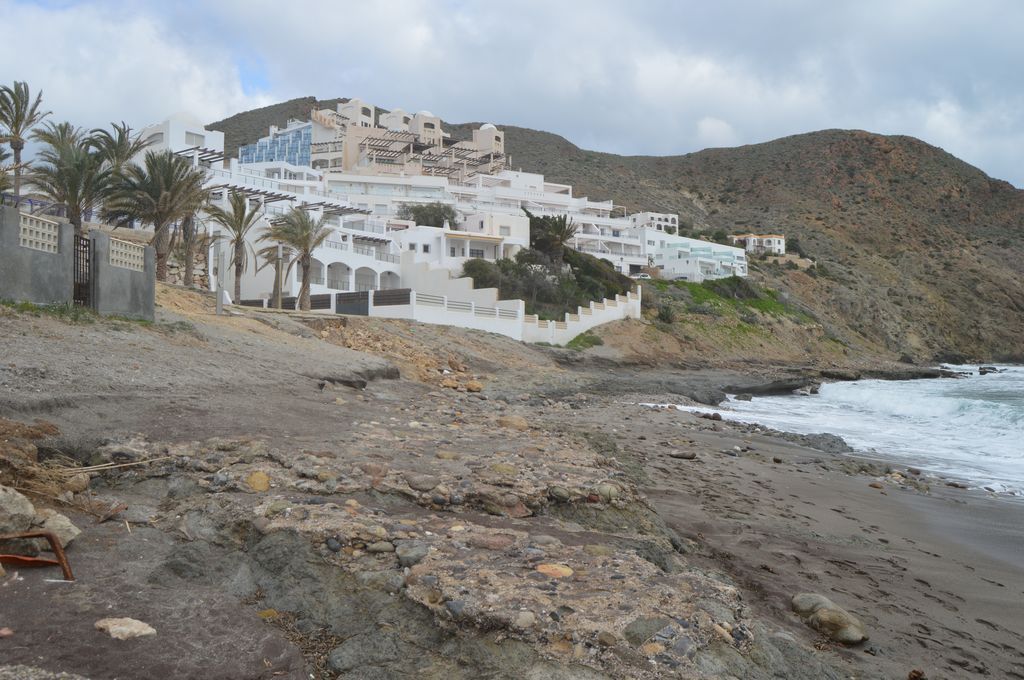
[
  {"x1": 566, "y1": 331, "x2": 604, "y2": 351},
  {"x1": 656, "y1": 304, "x2": 676, "y2": 323}
]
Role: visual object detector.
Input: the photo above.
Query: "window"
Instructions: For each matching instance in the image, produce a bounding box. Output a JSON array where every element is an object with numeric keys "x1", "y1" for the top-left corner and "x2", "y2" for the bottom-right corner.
[
  {"x1": 422, "y1": 244, "x2": 430, "y2": 253},
  {"x1": 185, "y1": 132, "x2": 205, "y2": 147},
  {"x1": 479, "y1": 219, "x2": 485, "y2": 229},
  {"x1": 361, "y1": 107, "x2": 371, "y2": 116},
  {"x1": 146, "y1": 132, "x2": 164, "y2": 146},
  {"x1": 647, "y1": 240, "x2": 655, "y2": 246},
  {"x1": 499, "y1": 226, "x2": 511, "y2": 236},
  {"x1": 470, "y1": 248, "x2": 485, "y2": 258},
  {"x1": 424, "y1": 122, "x2": 436, "y2": 129},
  {"x1": 450, "y1": 246, "x2": 456, "y2": 257},
  {"x1": 409, "y1": 243, "x2": 416, "y2": 251},
  {"x1": 494, "y1": 135, "x2": 501, "y2": 143}
]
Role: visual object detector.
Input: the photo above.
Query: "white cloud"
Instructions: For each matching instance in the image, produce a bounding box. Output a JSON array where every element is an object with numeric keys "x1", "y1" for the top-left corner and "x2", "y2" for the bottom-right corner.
[
  {"x1": 2, "y1": 0, "x2": 1021, "y2": 186},
  {"x1": 0, "y1": 1, "x2": 270, "y2": 133},
  {"x1": 696, "y1": 117, "x2": 738, "y2": 148}
]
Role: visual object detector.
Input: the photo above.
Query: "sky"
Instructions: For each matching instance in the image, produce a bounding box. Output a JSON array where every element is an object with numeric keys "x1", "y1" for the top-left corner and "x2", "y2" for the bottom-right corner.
[{"x1": 2, "y1": 0, "x2": 1022, "y2": 187}]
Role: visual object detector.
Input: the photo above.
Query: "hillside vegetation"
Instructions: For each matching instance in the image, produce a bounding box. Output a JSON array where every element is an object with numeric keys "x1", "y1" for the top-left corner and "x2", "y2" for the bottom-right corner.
[{"x1": 210, "y1": 103, "x2": 1024, "y2": 362}]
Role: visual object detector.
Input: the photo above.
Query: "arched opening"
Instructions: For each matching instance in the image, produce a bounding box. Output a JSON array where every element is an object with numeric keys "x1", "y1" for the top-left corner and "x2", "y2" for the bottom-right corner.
[
  {"x1": 308, "y1": 258, "x2": 325, "y2": 286},
  {"x1": 354, "y1": 266, "x2": 378, "y2": 292},
  {"x1": 327, "y1": 262, "x2": 352, "y2": 290},
  {"x1": 379, "y1": 271, "x2": 402, "y2": 290}
]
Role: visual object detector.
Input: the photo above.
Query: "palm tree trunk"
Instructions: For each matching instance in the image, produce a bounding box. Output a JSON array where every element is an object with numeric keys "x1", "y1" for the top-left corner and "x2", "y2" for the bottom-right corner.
[
  {"x1": 183, "y1": 247, "x2": 195, "y2": 287},
  {"x1": 182, "y1": 215, "x2": 195, "y2": 287},
  {"x1": 233, "y1": 243, "x2": 243, "y2": 304},
  {"x1": 299, "y1": 259, "x2": 311, "y2": 311},
  {"x1": 11, "y1": 142, "x2": 23, "y2": 201},
  {"x1": 154, "y1": 226, "x2": 170, "y2": 282}
]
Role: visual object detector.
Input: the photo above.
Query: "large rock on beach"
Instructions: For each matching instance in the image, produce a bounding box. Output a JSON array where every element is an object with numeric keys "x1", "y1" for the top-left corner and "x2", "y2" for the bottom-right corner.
[
  {"x1": 0, "y1": 484, "x2": 35, "y2": 534},
  {"x1": 791, "y1": 593, "x2": 868, "y2": 644}
]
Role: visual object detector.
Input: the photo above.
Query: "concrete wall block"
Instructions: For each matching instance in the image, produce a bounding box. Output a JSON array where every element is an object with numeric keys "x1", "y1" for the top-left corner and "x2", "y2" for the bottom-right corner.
[{"x1": 0, "y1": 206, "x2": 74, "y2": 305}]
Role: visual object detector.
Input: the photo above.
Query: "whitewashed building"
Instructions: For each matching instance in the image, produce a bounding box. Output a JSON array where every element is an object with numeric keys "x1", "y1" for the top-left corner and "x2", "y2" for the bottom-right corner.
[{"x1": 729, "y1": 233, "x2": 786, "y2": 256}]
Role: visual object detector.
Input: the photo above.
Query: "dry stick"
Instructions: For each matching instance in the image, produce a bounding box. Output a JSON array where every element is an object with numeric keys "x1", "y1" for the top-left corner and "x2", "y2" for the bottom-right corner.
[{"x1": 51, "y1": 455, "x2": 179, "y2": 475}]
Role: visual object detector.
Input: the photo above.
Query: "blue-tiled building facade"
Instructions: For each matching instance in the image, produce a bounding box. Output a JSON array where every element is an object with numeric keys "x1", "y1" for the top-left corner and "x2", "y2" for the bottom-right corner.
[{"x1": 238, "y1": 123, "x2": 312, "y2": 166}]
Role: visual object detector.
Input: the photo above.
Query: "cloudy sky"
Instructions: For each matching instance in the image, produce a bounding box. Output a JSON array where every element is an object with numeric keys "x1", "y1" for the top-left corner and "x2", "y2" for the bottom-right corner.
[{"x1": 3, "y1": 0, "x2": 1022, "y2": 186}]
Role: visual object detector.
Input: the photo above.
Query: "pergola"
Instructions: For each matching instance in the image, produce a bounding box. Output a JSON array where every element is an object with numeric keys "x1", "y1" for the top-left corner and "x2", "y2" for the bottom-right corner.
[{"x1": 174, "y1": 146, "x2": 226, "y2": 164}]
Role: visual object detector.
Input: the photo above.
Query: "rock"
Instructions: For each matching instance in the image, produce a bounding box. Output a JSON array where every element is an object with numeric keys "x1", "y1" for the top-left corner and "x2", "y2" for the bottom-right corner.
[
  {"x1": 404, "y1": 472, "x2": 439, "y2": 492},
  {"x1": 64, "y1": 473, "x2": 91, "y2": 493},
  {"x1": 668, "y1": 451, "x2": 697, "y2": 460},
  {"x1": 435, "y1": 450, "x2": 460, "y2": 461},
  {"x1": 595, "y1": 482, "x2": 620, "y2": 502},
  {"x1": 597, "y1": 631, "x2": 618, "y2": 647},
  {"x1": 395, "y1": 541, "x2": 429, "y2": 567},
  {"x1": 734, "y1": 393, "x2": 753, "y2": 401},
  {"x1": 94, "y1": 617, "x2": 157, "y2": 640},
  {"x1": 327, "y1": 632, "x2": 401, "y2": 673},
  {"x1": 535, "y1": 563, "x2": 573, "y2": 578},
  {"x1": 978, "y1": 366, "x2": 1000, "y2": 375},
  {"x1": 547, "y1": 485, "x2": 571, "y2": 502},
  {"x1": 791, "y1": 593, "x2": 868, "y2": 644},
  {"x1": 868, "y1": 482, "x2": 884, "y2": 489},
  {"x1": 439, "y1": 378, "x2": 459, "y2": 389},
  {"x1": 0, "y1": 484, "x2": 35, "y2": 534},
  {"x1": 623, "y1": 616, "x2": 673, "y2": 646},
  {"x1": 326, "y1": 537, "x2": 342, "y2": 552},
  {"x1": 467, "y1": 533, "x2": 516, "y2": 550},
  {"x1": 489, "y1": 463, "x2": 517, "y2": 476},
  {"x1": 496, "y1": 415, "x2": 529, "y2": 431},
  {"x1": 32, "y1": 509, "x2": 81, "y2": 548},
  {"x1": 530, "y1": 534, "x2": 561, "y2": 546},
  {"x1": 513, "y1": 611, "x2": 537, "y2": 629},
  {"x1": 367, "y1": 541, "x2": 395, "y2": 553},
  {"x1": 445, "y1": 599, "x2": 468, "y2": 619},
  {"x1": 244, "y1": 471, "x2": 271, "y2": 492},
  {"x1": 465, "y1": 380, "x2": 483, "y2": 393}
]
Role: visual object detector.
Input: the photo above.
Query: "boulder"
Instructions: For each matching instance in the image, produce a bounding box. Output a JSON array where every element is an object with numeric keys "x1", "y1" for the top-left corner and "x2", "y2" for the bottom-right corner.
[
  {"x1": 33, "y1": 508, "x2": 81, "y2": 548},
  {"x1": 791, "y1": 593, "x2": 868, "y2": 644},
  {"x1": 496, "y1": 415, "x2": 529, "y2": 431},
  {"x1": 0, "y1": 484, "x2": 35, "y2": 534}
]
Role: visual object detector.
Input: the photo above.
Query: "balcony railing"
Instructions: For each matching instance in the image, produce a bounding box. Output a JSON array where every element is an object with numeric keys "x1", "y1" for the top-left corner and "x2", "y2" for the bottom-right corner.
[{"x1": 326, "y1": 278, "x2": 350, "y2": 290}]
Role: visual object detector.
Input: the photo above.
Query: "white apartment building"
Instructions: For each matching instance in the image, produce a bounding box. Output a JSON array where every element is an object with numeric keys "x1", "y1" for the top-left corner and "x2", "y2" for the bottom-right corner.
[
  {"x1": 729, "y1": 233, "x2": 786, "y2": 256},
  {"x1": 641, "y1": 228, "x2": 747, "y2": 281},
  {"x1": 136, "y1": 107, "x2": 747, "y2": 308},
  {"x1": 631, "y1": 211, "x2": 679, "y2": 232}
]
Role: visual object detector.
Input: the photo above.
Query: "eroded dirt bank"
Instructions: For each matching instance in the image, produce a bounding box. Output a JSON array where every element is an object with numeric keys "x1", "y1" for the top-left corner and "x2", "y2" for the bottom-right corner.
[{"x1": 2, "y1": 289, "x2": 1021, "y2": 679}]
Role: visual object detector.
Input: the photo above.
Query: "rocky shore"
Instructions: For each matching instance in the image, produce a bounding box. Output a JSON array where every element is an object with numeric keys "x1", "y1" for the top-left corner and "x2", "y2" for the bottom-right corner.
[{"x1": 2, "y1": 292, "x2": 1022, "y2": 679}]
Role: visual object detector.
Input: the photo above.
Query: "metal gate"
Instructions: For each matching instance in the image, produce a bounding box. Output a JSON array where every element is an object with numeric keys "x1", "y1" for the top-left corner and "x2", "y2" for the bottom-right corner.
[{"x1": 73, "y1": 235, "x2": 91, "y2": 307}]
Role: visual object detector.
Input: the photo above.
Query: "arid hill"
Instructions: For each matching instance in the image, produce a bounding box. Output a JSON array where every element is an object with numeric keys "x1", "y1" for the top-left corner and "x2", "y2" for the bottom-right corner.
[{"x1": 209, "y1": 101, "x2": 1024, "y2": 362}]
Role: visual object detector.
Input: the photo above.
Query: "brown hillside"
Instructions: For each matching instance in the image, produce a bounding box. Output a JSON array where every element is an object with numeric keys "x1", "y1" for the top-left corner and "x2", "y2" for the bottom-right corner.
[{"x1": 209, "y1": 104, "x2": 1024, "y2": 362}]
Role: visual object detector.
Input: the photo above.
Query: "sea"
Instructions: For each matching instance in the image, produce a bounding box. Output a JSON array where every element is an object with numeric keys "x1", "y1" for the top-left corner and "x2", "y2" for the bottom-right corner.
[{"x1": 688, "y1": 365, "x2": 1023, "y2": 495}]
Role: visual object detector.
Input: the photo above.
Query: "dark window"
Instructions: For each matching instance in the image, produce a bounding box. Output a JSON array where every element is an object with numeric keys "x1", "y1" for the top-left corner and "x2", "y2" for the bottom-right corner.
[
  {"x1": 424, "y1": 122, "x2": 435, "y2": 129},
  {"x1": 409, "y1": 243, "x2": 416, "y2": 250},
  {"x1": 361, "y1": 107, "x2": 371, "y2": 116}
]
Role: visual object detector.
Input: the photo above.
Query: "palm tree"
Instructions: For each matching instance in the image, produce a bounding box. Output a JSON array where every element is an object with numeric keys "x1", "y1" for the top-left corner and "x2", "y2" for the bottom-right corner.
[
  {"x1": 260, "y1": 208, "x2": 330, "y2": 311},
  {"x1": 0, "y1": 81, "x2": 51, "y2": 200},
  {"x1": 546, "y1": 214, "x2": 578, "y2": 264},
  {"x1": 31, "y1": 126, "x2": 111, "y2": 236},
  {"x1": 90, "y1": 121, "x2": 152, "y2": 175},
  {"x1": 102, "y1": 150, "x2": 209, "y2": 281},
  {"x1": 32, "y1": 120, "x2": 86, "y2": 149},
  {"x1": 0, "y1": 146, "x2": 11, "y2": 196},
  {"x1": 206, "y1": 191, "x2": 262, "y2": 302}
]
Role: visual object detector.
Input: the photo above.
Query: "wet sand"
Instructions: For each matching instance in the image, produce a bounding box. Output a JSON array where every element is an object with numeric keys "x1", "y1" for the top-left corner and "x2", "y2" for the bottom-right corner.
[{"x1": 546, "y1": 395, "x2": 1024, "y2": 679}]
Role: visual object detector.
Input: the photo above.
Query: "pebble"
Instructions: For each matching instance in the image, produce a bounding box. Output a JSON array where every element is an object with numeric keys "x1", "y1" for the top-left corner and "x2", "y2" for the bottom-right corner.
[
  {"x1": 326, "y1": 537, "x2": 342, "y2": 552},
  {"x1": 668, "y1": 451, "x2": 696, "y2": 460},
  {"x1": 396, "y1": 542, "x2": 429, "y2": 567},
  {"x1": 367, "y1": 541, "x2": 395, "y2": 553}
]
